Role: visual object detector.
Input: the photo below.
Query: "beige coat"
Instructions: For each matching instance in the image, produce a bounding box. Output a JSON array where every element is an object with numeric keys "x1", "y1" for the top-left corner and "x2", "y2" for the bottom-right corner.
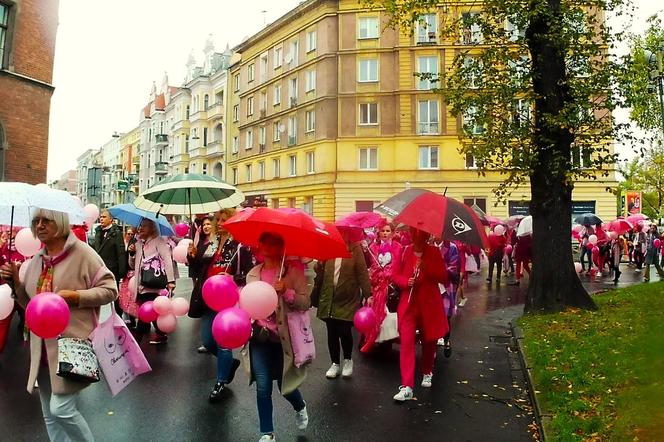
[
  {"x1": 15, "y1": 233, "x2": 118, "y2": 395},
  {"x1": 241, "y1": 263, "x2": 311, "y2": 395}
]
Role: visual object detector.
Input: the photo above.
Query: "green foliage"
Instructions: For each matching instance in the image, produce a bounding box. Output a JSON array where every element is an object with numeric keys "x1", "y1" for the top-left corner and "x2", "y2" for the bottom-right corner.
[
  {"x1": 518, "y1": 284, "x2": 664, "y2": 441},
  {"x1": 363, "y1": 0, "x2": 628, "y2": 201},
  {"x1": 617, "y1": 146, "x2": 664, "y2": 220},
  {"x1": 623, "y1": 14, "x2": 664, "y2": 136}
]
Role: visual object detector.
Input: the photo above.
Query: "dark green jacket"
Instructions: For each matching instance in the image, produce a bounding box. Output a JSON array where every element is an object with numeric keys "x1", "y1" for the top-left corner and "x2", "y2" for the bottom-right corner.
[
  {"x1": 316, "y1": 243, "x2": 372, "y2": 322},
  {"x1": 91, "y1": 224, "x2": 127, "y2": 282}
]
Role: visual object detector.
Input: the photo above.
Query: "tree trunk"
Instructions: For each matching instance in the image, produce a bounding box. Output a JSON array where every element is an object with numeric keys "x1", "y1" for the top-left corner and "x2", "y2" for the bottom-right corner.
[{"x1": 524, "y1": 0, "x2": 597, "y2": 312}]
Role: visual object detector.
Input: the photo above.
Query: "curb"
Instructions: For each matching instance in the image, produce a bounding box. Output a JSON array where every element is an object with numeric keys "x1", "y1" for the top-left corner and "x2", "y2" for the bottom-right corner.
[{"x1": 510, "y1": 322, "x2": 551, "y2": 442}]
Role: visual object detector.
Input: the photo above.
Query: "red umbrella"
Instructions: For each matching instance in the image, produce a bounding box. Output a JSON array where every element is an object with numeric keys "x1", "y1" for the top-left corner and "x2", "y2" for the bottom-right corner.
[
  {"x1": 375, "y1": 189, "x2": 489, "y2": 249},
  {"x1": 223, "y1": 207, "x2": 350, "y2": 261},
  {"x1": 607, "y1": 218, "x2": 633, "y2": 235}
]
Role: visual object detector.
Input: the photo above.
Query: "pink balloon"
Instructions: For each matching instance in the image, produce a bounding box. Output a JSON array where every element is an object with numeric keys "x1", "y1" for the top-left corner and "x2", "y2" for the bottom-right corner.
[
  {"x1": 153, "y1": 296, "x2": 172, "y2": 315},
  {"x1": 0, "y1": 284, "x2": 14, "y2": 320},
  {"x1": 18, "y1": 259, "x2": 30, "y2": 282},
  {"x1": 15, "y1": 228, "x2": 41, "y2": 257},
  {"x1": 177, "y1": 239, "x2": 192, "y2": 248},
  {"x1": 572, "y1": 225, "x2": 584, "y2": 233},
  {"x1": 83, "y1": 204, "x2": 100, "y2": 222},
  {"x1": 156, "y1": 313, "x2": 177, "y2": 333},
  {"x1": 174, "y1": 223, "x2": 189, "y2": 237},
  {"x1": 654, "y1": 239, "x2": 661, "y2": 249},
  {"x1": 203, "y1": 275, "x2": 240, "y2": 312},
  {"x1": 353, "y1": 307, "x2": 377, "y2": 334},
  {"x1": 25, "y1": 292, "x2": 70, "y2": 339},
  {"x1": 608, "y1": 231, "x2": 618, "y2": 240},
  {"x1": 212, "y1": 307, "x2": 252, "y2": 349},
  {"x1": 171, "y1": 297, "x2": 190, "y2": 316},
  {"x1": 239, "y1": 281, "x2": 278, "y2": 320},
  {"x1": 138, "y1": 301, "x2": 159, "y2": 323},
  {"x1": 173, "y1": 245, "x2": 188, "y2": 264},
  {"x1": 505, "y1": 244, "x2": 513, "y2": 255},
  {"x1": 574, "y1": 262, "x2": 583, "y2": 273},
  {"x1": 493, "y1": 225, "x2": 506, "y2": 236}
]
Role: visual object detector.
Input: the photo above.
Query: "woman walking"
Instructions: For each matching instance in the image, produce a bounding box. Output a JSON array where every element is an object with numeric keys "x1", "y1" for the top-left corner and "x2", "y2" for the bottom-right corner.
[
  {"x1": 316, "y1": 233, "x2": 372, "y2": 378},
  {"x1": 189, "y1": 211, "x2": 252, "y2": 401},
  {"x1": 243, "y1": 232, "x2": 310, "y2": 442},
  {"x1": 1, "y1": 209, "x2": 117, "y2": 442},
  {"x1": 360, "y1": 221, "x2": 402, "y2": 353},
  {"x1": 130, "y1": 218, "x2": 176, "y2": 345},
  {"x1": 392, "y1": 228, "x2": 448, "y2": 401},
  {"x1": 643, "y1": 225, "x2": 664, "y2": 282},
  {"x1": 509, "y1": 234, "x2": 532, "y2": 286}
]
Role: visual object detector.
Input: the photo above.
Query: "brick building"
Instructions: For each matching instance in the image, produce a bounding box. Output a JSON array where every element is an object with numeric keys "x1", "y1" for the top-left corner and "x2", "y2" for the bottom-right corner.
[{"x1": 0, "y1": 0, "x2": 59, "y2": 183}]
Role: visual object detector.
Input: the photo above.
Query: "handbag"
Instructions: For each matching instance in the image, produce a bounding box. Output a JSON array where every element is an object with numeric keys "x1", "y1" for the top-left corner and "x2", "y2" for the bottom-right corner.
[
  {"x1": 188, "y1": 278, "x2": 206, "y2": 319},
  {"x1": 377, "y1": 309, "x2": 399, "y2": 343},
  {"x1": 90, "y1": 311, "x2": 151, "y2": 396},
  {"x1": 386, "y1": 283, "x2": 401, "y2": 313},
  {"x1": 118, "y1": 270, "x2": 138, "y2": 317},
  {"x1": 140, "y1": 253, "x2": 168, "y2": 289},
  {"x1": 56, "y1": 337, "x2": 100, "y2": 383},
  {"x1": 286, "y1": 309, "x2": 316, "y2": 368}
]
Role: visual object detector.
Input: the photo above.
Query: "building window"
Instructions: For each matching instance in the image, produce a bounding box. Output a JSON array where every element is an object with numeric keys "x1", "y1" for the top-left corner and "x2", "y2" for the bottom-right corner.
[
  {"x1": 274, "y1": 46, "x2": 283, "y2": 68},
  {"x1": 358, "y1": 16, "x2": 379, "y2": 39},
  {"x1": 416, "y1": 14, "x2": 438, "y2": 43},
  {"x1": 461, "y1": 12, "x2": 483, "y2": 45},
  {"x1": 571, "y1": 144, "x2": 592, "y2": 168},
  {"x1": 288, "y1": 116, "x2": 297, "y2": 146},
  {"x1": 288, "y1": 40, "x2": 299, "y2": 66},
  {"x1": 359, "y1": 147, "x2": 378, "y2": 170},
  {"x1": 465, "y1": 153, "x2": 478, "y2": 169},
  {"x1": 505, "y1": 16, "x2": 526, "y2": 41},
  {"x1": 246, "y1": 129, "x2": 253, "y2": 149},
  {"x1": 288, "y1": 197, "x2": 296, "y2": 208},
  {"x1": 232, "y1": 167, "x2": 238, "y2": 184},
  {"x1": 358, "y1": 59, "x2": 378, "y2": 82},
  {"x1": 306, "y1": 151, "x2": 315, "y2": 174},
  {"x1": 186, "y1": 105, "x2": 190, "y2": 119},
  {"x1": 274, "y1": 84, "x2": 282, "y2": 105},
  {"x1": 305, "y1": 70, "x2": 316, "y2": 92},
  {"x1": 513, "y1": 99, "x2": 531, "y2": 128},
  {"x1": 247, "y1": 96, "x2": 254, "y2": 116},
  {"x1": 245, "y1": 164, "x2": 252, "y2": 182},
  {"x1": 418, "y1": 146, "x2": 439, "y2": 169},
  {"x1": 272, "y1": 198, "x2": 280, "y2": 208},
  {"x1": 273, "y1": 121, "x2": 281, "y2": 141},
  {"x1": 463, "y1": 106, "x2": 484, "y2": 135},
  {"x1": 259, "y1": 54, "x2": 268, "y2": 83},
  {"x1": 202, "y1": 163, "x2": 208, "y2": 174},
  {"x1": 259, "y1": 126, "x2": 266, "y2": 146},
  {"x1": 232, "y1": 136, "x2": 239, "y2": 154},
  {"x1": 233, "y1": 104, "x2": 239, "y2": 122},
  {"x1": 463, "y1": 55, "x2": 483, "y2": 89},
  {"x1": 260, "y1": 92, "x2": 268, "y2": 113},
  {"x1": 258, "y1": 161, "x2": 265, "y2": 180},
  {"x1": 272, "y1": 158, "x2": 281, "y2": 178},
  {"x1": 418, "y1": 100, "x2": 439, "y2": 134},
  {"x1": 417, "y1": 56, "x2": 439, "y2": 90},
  {"x1": 248, "y1": 63, "x2": 255, "y2": 82},
  {"x1": 204, "y1": 94, "x2": 209, "y2": 110},
  {"x1": 306, "y1": 30, "x2": 316, "y2": 52},
  {"x1": 289, "y1": 154, "x2": 297, "y2": 176},
  {"x1": 464, "y1": 197, "x2": 486, "y2": 212},
  {"x1": 0, "y1": 3, "x2": 11, "y2": 68},
  {"x1": 305, "y1": 110, "x2": 315, "y2": 133},
  {"x1": 203, "y1": 128, "x2": 208, "y2": 146},
  {"x1": 302, "y1": 196, "x2": 313, "y2": 215},
  {"x1": 288, "y1": 78, "x2": 298, "y2": 106},
  {"x1": 359, "y1": 102, "x2": 378, "y2": 125},
  {"x1": 234, "y1": 74, "x2": 240, "y2": 92}
]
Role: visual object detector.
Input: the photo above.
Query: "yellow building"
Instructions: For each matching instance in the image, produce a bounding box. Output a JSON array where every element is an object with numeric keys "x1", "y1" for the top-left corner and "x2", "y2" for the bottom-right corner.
[
  {"x1": 119, "y1": 126, "x2": 141, "y2": 199},
  {"x1": 226, "y1": 0, "x2": 617, "y2": 221}
]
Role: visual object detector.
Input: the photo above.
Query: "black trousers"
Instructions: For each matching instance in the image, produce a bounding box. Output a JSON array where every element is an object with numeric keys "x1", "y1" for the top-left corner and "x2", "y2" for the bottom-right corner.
[
  {"x1": 488, "y1": 253, "x2": 503, "y2": 281},
  {"x1": 136, "y1": 292, "x2": 164, "y2": 337},
  {"x1": 325, "y1": 319, "x2": 353, "y2": 364}
]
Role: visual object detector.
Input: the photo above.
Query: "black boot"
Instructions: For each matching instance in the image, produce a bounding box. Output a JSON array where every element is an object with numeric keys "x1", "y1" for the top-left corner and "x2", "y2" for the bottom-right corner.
[{"x1": 209, "y1": 381, "x2": 227, "y2": 403}]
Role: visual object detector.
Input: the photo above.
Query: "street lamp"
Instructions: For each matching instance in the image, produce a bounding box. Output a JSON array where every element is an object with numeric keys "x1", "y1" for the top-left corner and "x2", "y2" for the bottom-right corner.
[{"x1": 643, "y1": 47, "x2": 664, "y2": 136}]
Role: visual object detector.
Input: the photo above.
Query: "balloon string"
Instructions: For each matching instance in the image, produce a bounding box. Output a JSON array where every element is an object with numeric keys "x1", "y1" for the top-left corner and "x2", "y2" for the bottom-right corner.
[{"x1": 278, "y1": 254, "x2": 286, "y2": 281}]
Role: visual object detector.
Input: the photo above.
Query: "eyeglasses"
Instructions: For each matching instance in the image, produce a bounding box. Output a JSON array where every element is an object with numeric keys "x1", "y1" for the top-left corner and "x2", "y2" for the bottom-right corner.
[{"x1": 32, "y1": 217, "x2": 54, "y2": 226}]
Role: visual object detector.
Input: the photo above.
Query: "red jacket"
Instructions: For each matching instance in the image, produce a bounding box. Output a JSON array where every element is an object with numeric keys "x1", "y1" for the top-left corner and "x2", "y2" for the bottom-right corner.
[
  {"x1": 393, "y1": 244, "x2": 449, "y2": 342},
  {"x1": 487, "y1": 234, "x2": 507, "y2": 257}
]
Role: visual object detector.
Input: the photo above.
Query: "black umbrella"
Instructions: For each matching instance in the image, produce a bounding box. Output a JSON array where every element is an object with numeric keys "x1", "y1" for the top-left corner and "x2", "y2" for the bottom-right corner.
[{"x1": 574, "y1": 213, "x2": 603, "y2": 226}]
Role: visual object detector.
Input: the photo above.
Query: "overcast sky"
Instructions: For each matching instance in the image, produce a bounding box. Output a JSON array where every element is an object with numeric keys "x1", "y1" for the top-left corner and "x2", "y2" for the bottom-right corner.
[{"x1": 46, "y1": 0, "x2": 662, "y2": 181}]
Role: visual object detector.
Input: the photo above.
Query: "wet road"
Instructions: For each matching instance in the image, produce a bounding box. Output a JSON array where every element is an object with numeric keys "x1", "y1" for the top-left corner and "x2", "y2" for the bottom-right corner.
[{"x1": 0, "y1": 265, "x2": 656, "y2": 442}]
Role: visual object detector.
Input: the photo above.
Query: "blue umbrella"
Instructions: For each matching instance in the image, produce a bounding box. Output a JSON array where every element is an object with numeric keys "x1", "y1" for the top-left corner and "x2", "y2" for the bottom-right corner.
[{"x1": 107, "y1": 204, "x2": 175, "y2": 237}]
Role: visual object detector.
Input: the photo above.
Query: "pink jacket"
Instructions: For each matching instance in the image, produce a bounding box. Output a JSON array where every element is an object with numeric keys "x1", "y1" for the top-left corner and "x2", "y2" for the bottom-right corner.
[{"x1": 130, "y1": 236, "x2": 176, "y2": 294}]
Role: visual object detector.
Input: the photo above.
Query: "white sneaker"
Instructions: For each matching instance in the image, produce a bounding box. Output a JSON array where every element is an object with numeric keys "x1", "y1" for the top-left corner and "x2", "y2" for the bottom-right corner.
[
  {"x1": 393, "y1": 386, "x2": 413, "y2": 401},
  {"x1": 326, "y1": 363, "x2": 340, "y2": 379},
  {"x1": 421, "y1": 373, "x2": 433, "y2": 388},
  {"x1": 437, "y1": 338, "x2": 445, "y2": 346},
  {"x1": 259, "y1": 434, "x2": 275, "y2": 442},
  {"x1": 295, "y1": 404, "x2": 309, "y2": 430},
  {"x1": 341, "y1": 359, "x2": 353, "y2": 378},
  {"x1": 458, "y1": 297, "x2": 467, "y2": 307}
]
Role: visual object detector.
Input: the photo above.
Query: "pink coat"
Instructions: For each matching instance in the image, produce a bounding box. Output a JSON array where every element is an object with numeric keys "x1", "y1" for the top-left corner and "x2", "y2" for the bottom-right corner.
[
  {"x1": 15, "y1": 233, "x2": 117, "y2": 395},
  {"x1": 393, "y1": 245, "x2": 449, "y2": 342}
]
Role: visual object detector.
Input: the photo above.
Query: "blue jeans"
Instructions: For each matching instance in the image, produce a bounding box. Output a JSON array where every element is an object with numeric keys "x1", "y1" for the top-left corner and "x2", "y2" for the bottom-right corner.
[
  {"x1": 201, "y1": 310, "x2": 234, "y2": 382},
  {"x1": 250, "y1": 339, "x2": 305, "y2": 434}
]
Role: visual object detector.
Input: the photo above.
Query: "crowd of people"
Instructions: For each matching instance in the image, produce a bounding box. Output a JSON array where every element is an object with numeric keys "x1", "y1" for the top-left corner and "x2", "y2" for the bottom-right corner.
[{"x1": 1, "y1": 207, "x2": 663, "y2": 442}]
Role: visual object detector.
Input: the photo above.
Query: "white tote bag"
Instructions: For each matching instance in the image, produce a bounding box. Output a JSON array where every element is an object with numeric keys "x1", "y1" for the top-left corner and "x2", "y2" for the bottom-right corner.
[{"x1": 376, "y1": 309, "x2": 399, "y2": 343}]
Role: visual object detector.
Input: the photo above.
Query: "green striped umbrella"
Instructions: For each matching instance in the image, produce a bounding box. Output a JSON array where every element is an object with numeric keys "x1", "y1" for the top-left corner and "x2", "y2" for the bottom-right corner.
[{"x1": 133, "y1": 174, "x2": 245, "y2": 216}]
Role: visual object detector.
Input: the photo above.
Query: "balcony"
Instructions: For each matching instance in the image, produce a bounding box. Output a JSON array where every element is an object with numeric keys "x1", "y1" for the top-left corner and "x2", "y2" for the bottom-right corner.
[
  {"x1": 132, "y1": 155, "x2": 140, "y2": 165},
  {"x1": 189, "y1": 146, "x2": 207, "y2": 159},
  {"x1": 204, "y1": 140, "x2": 224, "y2": 158},
  {"x1": 113, "y1": 163, "x2": 123, "y2": 171},
  {"x1": 155, "y1": 134, "x2": 168, "y2": 145},
  {"x1": 172, "y1": 153, "x2": 190, "y2": 164},
  {"x1": 207, "y1": 102, "x2": 224, "y2": 120},
  {"x1": 155, "y1": 162, "x2": 169, "y2": 175},
  {"x1": 418, "y1": 122, "x2": 439, "y2": 135},
  {"x1": 171, "y1": 119, "x2": 190, "y2": 132},
  {"x1": 189, "y1": 109, "x2": 208, "y2": 123}
]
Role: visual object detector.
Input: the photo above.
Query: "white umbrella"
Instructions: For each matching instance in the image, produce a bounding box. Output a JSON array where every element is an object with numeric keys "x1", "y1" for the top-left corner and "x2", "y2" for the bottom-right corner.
[
  {"x1": 0, "y1": 182, "x2": 86, "y2": 227},
  {"x1": 516, "y1": 215, "x2": 533, "y2": 237}
]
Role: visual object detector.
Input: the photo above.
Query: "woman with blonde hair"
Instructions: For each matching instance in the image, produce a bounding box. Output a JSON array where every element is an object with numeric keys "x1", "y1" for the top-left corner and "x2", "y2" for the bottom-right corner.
[{"x1": 1, "y1": 209, "x2": 117, "y2": 441}]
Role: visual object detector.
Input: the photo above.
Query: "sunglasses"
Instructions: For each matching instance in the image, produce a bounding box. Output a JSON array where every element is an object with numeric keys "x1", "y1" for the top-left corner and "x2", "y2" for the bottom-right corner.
[{"x1": 32, "y1": 217, "x2": 54, "y2": 225}]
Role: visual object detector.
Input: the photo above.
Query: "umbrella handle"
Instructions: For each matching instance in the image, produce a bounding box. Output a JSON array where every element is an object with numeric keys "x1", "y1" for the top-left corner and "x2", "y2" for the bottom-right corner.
[{"x1": 278, "y1": 254, "x2": 286, "y2": 281}]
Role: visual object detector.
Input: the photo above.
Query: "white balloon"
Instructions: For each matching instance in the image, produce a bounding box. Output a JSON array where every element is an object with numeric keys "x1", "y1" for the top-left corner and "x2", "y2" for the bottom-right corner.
[
  {"x1": 494, "y1": 225, "x2": 506, "y2": 236},
  {"x1": 14, "y1": 228, "x2": 42, "y2": 257},
  {"x1": 18, "y1": 258, "x2": 31, "y2": 282},
  {"x1": 0, "y1": 284, "x2": 14, "y2": 320},
  {"x1": 83, "y1": 204, "x2": 100, "y2": 223},
  {"x1": 588, "y1": 234, "x2": 598, "y2": 245},
  {"x1": 172, "y1": 244, "x2": 188, "y2": 264}
]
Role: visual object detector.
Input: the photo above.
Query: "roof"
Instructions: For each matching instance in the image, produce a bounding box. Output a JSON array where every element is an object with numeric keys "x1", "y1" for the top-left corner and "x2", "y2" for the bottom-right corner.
[{"x1": 154, "y1": 93, "x2": 166, "y2": 111}]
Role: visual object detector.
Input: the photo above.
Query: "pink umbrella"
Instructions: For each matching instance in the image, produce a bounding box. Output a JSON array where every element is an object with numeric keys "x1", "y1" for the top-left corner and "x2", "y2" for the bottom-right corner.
[
  {"x1": 335, "y1": 212, "x2": 384, "y2": 229},
  {"x1": 607, "y1": 219, "x2": 633, "y2": 235},
  {"x1": 626, "y1": 214, "x2": 648, "y2": 225},
  {"x1": 485, "y1": 215, "x2": 504, "y2": 228}
]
